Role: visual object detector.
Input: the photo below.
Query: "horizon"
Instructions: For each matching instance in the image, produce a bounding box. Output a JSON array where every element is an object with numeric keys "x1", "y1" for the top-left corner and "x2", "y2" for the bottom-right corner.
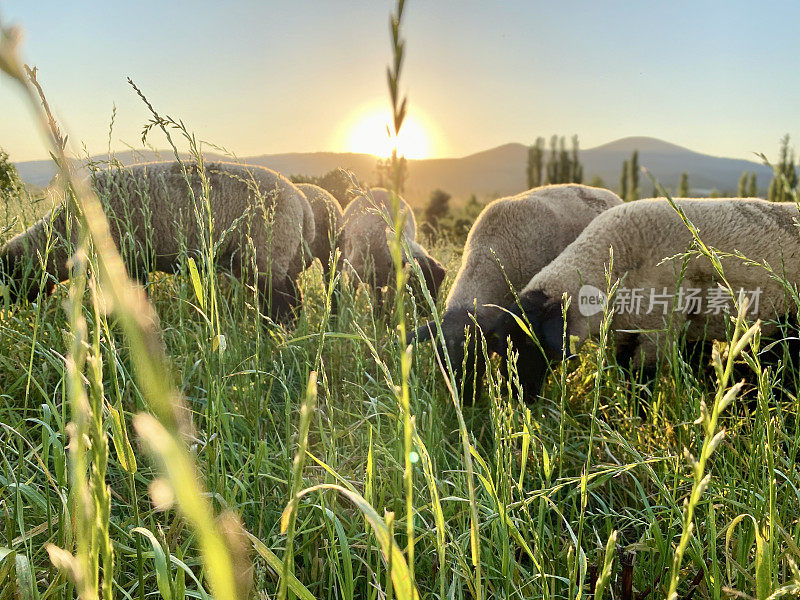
[
  {"x1": 12, "y1": 134, "x2": 776, "y2": 204},
  {"x1": 1, "y1": 1, "x2": 799, "y2": 163},
  {"x1": 7, "y1": 135, "x2": 774, "y2": 167}
]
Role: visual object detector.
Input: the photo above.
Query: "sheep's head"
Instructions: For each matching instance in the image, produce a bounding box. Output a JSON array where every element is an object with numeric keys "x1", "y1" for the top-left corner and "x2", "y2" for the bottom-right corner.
[
  {"x1": 417, "y1": 255, "x2": 446, "y2": 299},
  {"x1": 486, "y1": 290, "x2": 566, "y2": 401},
  {"x1": 407, "y1": 307, "x2": 500, "y2": 402},
  {"x1": 0, "y1": 243, "x2": 32, "y2": 303},
  {"x1": 401, "y1": 239, "x2": 446, "y2": 300}
]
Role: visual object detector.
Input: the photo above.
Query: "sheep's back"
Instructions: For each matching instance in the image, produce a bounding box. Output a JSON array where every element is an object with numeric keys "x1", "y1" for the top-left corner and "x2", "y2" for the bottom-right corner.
[
  {"x1": 341, "y1": 188, "x2": 416, "y2": 284},
  {"x1": 297, "y1": 183, "x2": 342, "y2": 264},
  {"x1": 446, "y1": 184, "x2": 622, "y2": 311},
  {"x1": 529, "y1": 198, "x2": 800, "y2": 343},
  {"x1": 93, "y1": 161, "x2": 308, "y2": 274}
]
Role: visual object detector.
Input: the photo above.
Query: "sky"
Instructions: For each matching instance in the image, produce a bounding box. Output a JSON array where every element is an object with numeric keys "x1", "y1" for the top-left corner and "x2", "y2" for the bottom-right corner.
[{"x1": 1, "y1": 0, "x2": 799, "y2": 163}]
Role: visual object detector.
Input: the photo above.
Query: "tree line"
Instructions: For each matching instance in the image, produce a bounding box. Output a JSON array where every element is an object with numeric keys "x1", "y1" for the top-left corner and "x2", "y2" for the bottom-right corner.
[
  {"x1": 526, "y1": 135, "x2": 583, "y2": 188},
  {"x1": 523, "y1": 135, "x2": 798, "y2": 202}
]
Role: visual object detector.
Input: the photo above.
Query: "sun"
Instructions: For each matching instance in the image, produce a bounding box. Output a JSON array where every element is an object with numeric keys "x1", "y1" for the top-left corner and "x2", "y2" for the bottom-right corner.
[{"x1": 344, "y1": 109, "x2": 433, "y2": 159}]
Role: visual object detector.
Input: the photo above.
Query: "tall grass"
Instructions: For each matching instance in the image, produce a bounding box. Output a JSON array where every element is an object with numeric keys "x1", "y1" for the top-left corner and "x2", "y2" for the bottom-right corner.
[{"x1": 2, "y1": 4, "x2": 800, "y2": 600}]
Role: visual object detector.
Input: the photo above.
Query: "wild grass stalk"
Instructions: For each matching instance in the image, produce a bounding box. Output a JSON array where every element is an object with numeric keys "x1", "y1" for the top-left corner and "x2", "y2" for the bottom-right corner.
[
  {"x1": 0, "y1": 22, "x2": 246, "y2": 600},
  {"x1": 665, "y1": 301, "x2": 759, "y2": 599},
  {"x1": 570, "y1": 254, "x2": 619, "y2": 596},
  {"x1": 383, "y1": 2, "x2": 419, "y2": 594},
  {"x1": 279, "y1": 372, "x2": 317, "y2": 600}
]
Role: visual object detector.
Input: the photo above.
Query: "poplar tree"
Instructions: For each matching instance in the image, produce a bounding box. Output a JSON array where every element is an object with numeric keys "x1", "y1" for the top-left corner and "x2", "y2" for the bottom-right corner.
[
  {"x1": 526, "y1": 137, "x2": 545, "y2": 188},
  {"x1": 533, "y1": 134, "x2": 584, "y2": 185},
  {"x1": 748, "y1": 172, "x2": 757, "y2": 197},
  {"x1": 738, "y1": 171, "x2": 748, "y2": 197},
  {"x1": 619, "y1": 160, "x2": 628, "y2": 201},
  {"x1": 768, "y1": 135, "x2": 797, "y2": 202},
  {"x1": 628, "y1": 150, "x2": 640, "y2": 201},
  {"x1": 678, "y1": 172, "x2": 689, "y2": 197},
  {"x1": 571, "y1": 135, "x2": 583, "y2": 183},
  {"x1": 546, "y1": 135, "x2": 559, "y2": 184},
  {"x1": 558, "y1": 137, "x2": 571, "y2": 183}
]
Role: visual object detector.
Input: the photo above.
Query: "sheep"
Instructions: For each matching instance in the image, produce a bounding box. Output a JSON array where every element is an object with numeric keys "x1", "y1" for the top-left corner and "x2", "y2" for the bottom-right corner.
[
  {"x1": 408, "y1": 184, "x2": 622, "y2": 399},
  {"x1": 295, "y1": 183, "x2": 343, "y2": 274},
  {"x1": 487, "y1": 197, "x2": 800, "y2": 400},
  {"x1": 340, "y1": 187, "x2": 445, "y2": 298},
  {"x1": 0, "y1": 161, "x2": 315, "y2": 321}
]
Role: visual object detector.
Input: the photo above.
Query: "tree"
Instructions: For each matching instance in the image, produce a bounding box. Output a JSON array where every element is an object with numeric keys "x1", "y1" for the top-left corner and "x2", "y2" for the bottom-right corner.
[
  {"x1": 438, "y1": 193, "x2": 484, "y2": 245},
  {"x1": 737, "y1": 171, "x2": 759, "y2": 197},
  {"x1": 678, "y1": 172, "x2": 689, "y2": 197},
  {"x1": 748, "y1": 172, "x2": 758, "y2": 197},
  {"x1": 588, "y1": 175, "x2": 606, "y2": 189},
  {"x1": 375, "y1": 150, "x2": 408, "y2": 195},
  {"x1": 767, "y1": 134, "x2": 798, "y2": 202},
  {"x1": 536, "y1": 134, "x2": 583, "y2": 185},
  {"x1": 0, "y1": 148, "x2": 22, "y2": 199},
  {"x1": 526, "y1": 137, "x2": 545, "y2": 188},
  {"x1": 628, "y1": 150, "x2": 639, "y2": 201},
  {"x1": 738, "y1": 171, "x2": 749, "y2": 197},
  {"x1": 424, "y1": 188, "x2": 451, "y2": 228},
  {"x1": 617, "y1": 150, "x2": 640, "y2": 202},
  {"x1": 558, "y1": 137, "x2": 571, "y2": 183},
  {"x1": 290, "y1": 168, "x2": 354, "y2": 207},
  {"x1": 619, "y1": 160, "x2": 628, "y2": 201},
  {"x1": 461, "y1": 193, "x2": 484, "y2": 227},
  {"x1": 546, "y1": 135, "x2": 559, "y2": 184},
  {"x1": 570, "y1": 135, "x2": 583, "y2": 183}
]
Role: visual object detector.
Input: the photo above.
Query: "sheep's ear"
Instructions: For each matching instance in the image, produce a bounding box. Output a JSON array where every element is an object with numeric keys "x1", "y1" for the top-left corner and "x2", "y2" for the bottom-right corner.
[
  {"x1": 418, "y1": 256, "x2": 446, "y2": 299},
  {"x1": 407, "y1": 321, "x2": 435, "y2": 345},
  {"x1": 485, "y1": 311, "x2": 512, "y2": 356},
  {"x1": 540, "y1": 317, "x2": 565, "y2": 354}
]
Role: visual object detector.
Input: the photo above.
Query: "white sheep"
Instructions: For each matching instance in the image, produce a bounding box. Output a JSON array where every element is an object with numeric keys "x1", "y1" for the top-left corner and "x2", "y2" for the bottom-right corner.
[
  {"x1": 0, "y1": 161, "x2": 315, "y2": 321},
  {"x1": 409, "y1": 184, "x2": 622, "y2": 399},
  {"x1": 295, "y1": 183, "x2": 343, "y2": 274},
  {"x1": 341, "y1": 187, "x2": 445, "y2": 298},
  {"x1": 489, "y1": 197, "x2": 800, "y2": 399}
]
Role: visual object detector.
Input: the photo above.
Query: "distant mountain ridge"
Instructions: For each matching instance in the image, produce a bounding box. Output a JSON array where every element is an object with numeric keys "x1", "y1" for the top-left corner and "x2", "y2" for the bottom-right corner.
[{"x1": 14, "y1": 136, "x2": 774, "y2": 206}]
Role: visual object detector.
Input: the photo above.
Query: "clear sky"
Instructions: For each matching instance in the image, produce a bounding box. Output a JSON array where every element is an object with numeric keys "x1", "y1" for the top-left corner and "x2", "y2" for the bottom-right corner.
[{"x1": 1, "y1": 0, "x2": 799, "y2": 162}]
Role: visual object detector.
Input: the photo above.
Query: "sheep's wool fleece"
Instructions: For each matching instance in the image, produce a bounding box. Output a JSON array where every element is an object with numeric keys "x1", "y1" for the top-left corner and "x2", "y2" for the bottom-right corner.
[
  {"x1": 296, "y1": 183, "x2": 343, "y2": 267},
  {"x1": 341, "y1": 187, "x2": 417, "y2": 285},
  {"x1": 523, "y1": 198, "x2": 800, "y2": 361},
  {"x1": 2, "y1": 161, "x2": 314, "y2": 285},
  {"x1": 446, "y1": 184, "x2": 623, "y2": 313}
]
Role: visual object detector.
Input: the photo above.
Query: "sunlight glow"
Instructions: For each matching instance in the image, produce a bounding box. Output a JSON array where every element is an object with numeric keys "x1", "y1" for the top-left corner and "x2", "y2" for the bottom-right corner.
[{"x1": 344, "y1": 109, "x2": 434, "y2": 159}]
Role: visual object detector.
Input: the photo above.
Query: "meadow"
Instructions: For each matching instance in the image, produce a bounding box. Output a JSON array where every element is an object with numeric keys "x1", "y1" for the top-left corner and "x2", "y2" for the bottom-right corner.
[
  {"x1": 3, "y1": 5, "x2": 800, "y2": 600},
  {"x1": 3, "y1": 151, "x2": 800, "y2": 600}
]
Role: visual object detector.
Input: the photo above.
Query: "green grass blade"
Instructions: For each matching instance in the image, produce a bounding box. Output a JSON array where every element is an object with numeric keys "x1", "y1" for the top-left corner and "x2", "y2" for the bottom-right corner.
[
  {"x1": 133, "y1": 527, "x2": 174, "y2": 600},
  {"x1": 247, "y1": 533, "x2": 317, "y2": 600},
  {"x1": 282, "y1": 484, "x2": 420, "y2": 600}
]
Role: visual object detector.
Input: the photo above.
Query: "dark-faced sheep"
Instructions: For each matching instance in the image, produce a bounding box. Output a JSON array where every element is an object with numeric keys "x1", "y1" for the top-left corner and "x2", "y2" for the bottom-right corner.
[
  {"x1": 0, "y1": 161, "x2": 314, "y2": 321},
  {"x1": 295, "y1": 183, "x2": 343, "y2": 274},
  {"x1": 489, "y1": 197, "x2": 800, "y2": 400},
  {"x1": 409, "y1": 184, "x2": 622, "y2": 400},
  {"x1": 341, "y1": 187, "x2": 445, "y2": 298}
]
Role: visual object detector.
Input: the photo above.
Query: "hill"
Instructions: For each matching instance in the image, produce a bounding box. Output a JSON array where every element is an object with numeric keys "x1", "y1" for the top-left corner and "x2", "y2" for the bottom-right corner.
[{"x1": 14, "y1": 137, "x2": 774, "y2": 206}]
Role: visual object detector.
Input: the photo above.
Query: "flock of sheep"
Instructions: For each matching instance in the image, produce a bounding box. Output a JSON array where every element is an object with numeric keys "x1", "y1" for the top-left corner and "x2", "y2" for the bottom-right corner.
[{"x1": 1, "y1": 160, "x2": 799, "y2": 401}]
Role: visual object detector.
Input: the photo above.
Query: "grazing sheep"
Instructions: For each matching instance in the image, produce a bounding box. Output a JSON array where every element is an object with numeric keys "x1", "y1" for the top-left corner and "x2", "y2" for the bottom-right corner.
[
  {"x1": 341, "y1": 187, "x2": 445, "y2": 298},
  {"x1": 295, "y1": 183, "x2": 343, "y2": 273},
  {"x1": 409, "y1": 184, "x2": 622, "y2": 399},
  {"x1": 0, "y1": 161, "x2": 315, "y2": 321},
  {"x1": 488, "y1": 197, "x2": 800, "y2": 400}
]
